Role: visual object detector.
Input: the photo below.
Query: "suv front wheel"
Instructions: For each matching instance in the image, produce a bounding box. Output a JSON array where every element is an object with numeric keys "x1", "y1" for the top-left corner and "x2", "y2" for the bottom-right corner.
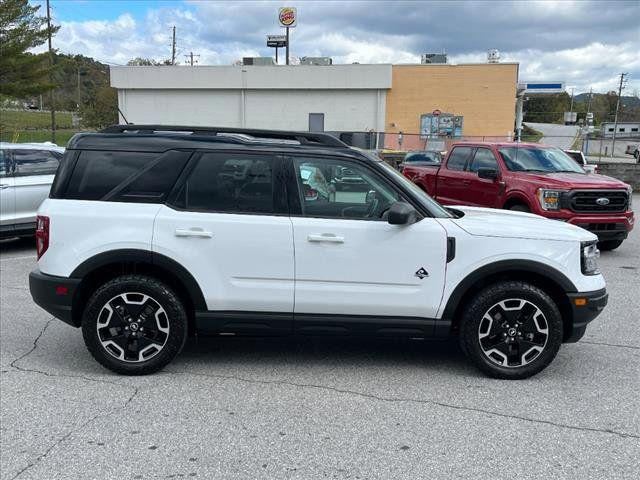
[
  {"x1": 459, "y1": 281, "x2": 562, "y2": 379},
  {"x1": 82, "y1": 275, "x2": 188, "y2": 375}
]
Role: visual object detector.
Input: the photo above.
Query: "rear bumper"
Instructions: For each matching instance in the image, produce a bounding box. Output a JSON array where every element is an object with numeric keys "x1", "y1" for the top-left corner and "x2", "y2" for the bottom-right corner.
[
  {"x1": 565, "y1": 288, "x2": 608, "y2": 343},
  {"x1": 29, "y1": 269, "x2": 81, "y2": 327}
]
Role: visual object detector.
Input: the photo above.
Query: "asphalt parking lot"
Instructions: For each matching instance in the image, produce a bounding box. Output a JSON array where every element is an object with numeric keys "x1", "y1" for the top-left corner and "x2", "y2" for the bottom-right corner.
[{"x1": 1, "y1": 210, "x2": 639, "y2": 479}]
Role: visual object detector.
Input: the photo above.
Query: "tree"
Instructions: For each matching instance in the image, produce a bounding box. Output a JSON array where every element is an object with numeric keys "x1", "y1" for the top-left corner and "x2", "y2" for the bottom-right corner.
[
  {"x1": 79, "y1": 85, "x2": 117, "y2": 128},
  {"x1": 127, "y1": 57, "x2": 173, "y2": 66},
  {"x1": 0, "y1": 0, "x2": 59, "y2": 98}
]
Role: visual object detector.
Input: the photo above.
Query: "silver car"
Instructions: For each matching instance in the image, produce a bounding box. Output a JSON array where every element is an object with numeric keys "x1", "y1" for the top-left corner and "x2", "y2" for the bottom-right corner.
[{"x1": 0, "y1": 142, "x2": 64, "y2": 238}]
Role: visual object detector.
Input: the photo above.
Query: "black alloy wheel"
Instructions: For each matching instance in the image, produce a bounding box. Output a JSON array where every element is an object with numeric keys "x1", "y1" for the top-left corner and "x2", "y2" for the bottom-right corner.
[
  {"x1": 82, "y1": 275, "x2": 187, "y2": 375},
  {"x1": 460, "y1": 281, "x2": 562, "y2": 379}
]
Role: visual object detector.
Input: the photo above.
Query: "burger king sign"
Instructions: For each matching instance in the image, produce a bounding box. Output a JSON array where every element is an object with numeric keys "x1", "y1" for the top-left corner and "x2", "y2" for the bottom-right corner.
[{"x1": 278, "y1": 7, "x2": 297, "y2": 28}]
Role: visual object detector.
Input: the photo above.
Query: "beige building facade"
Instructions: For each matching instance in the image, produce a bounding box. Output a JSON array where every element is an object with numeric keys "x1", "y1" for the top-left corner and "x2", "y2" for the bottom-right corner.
[{"x1": 385, "y1": 63, "x2": 519, "y2": 149}]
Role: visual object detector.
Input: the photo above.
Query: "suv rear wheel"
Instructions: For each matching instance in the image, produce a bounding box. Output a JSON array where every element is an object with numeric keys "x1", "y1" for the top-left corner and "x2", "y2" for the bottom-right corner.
[
  {"x1": 459, "y1": 281, "x2": 562, "y2": 379},
  {"x1": 81, "y1": 275, "x2": 188, "y2": 375}
]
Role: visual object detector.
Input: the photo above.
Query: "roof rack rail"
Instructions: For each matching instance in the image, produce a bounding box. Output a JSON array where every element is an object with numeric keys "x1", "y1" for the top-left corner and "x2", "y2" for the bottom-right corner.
[{"x1": 99, "y1": 125, "x2": 347, "y2": 148}]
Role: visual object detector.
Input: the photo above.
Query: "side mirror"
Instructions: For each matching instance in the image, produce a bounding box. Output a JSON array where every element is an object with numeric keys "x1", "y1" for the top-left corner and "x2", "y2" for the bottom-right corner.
[
  {"x1": 387, "y1": 201, "x2": 418, "y2": 225},
  {"x1": 477, "y1": 168, "x2": 499, "y2": 180}
]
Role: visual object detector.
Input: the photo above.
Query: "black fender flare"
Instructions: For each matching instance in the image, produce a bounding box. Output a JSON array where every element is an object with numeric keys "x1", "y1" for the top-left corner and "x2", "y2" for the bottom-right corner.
[
  {"x1": 70, "y1": 249, "x2": 207, "y2": 311},
  {"x1": 441, "y1": 259, "x2": 577, "y2": 322}
]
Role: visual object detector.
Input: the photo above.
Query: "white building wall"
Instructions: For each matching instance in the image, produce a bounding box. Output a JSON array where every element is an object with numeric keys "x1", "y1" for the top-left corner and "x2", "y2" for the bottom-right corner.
[{"x1": 112, "y1": 65, "x2": 390, "y2": 132}]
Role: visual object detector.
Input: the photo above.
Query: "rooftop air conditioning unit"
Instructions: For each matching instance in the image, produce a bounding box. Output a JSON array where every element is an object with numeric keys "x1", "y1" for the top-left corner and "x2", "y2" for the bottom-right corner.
[{"x1": 300, "y1": 57, "x2": 333, "y2": 66}]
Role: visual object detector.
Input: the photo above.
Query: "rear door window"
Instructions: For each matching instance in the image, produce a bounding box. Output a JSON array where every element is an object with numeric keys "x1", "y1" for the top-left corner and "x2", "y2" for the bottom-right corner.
[
  {"x1": 446, "y1": 147, "x2": 472, "y2": 171},
  {"x1": 13, "y1": 149, "x2": 60, "y2": 176},
  {"x1": 171, "y1": 152, "x2": 284, "y2": 214}
]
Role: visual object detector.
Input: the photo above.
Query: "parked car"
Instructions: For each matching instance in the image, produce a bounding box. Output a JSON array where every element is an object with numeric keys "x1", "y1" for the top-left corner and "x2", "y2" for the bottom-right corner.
[
  {"x1": 30, "y1": 126, "x2": 608, "y2": 379},
  {"x1": 0, "y1": 142, "x2": 64, "y2": 238},
  {"x1": 398, "y1": 150, "x2": 443, "y2": 173},
  {"x1": 401, "y1": 142, "x2": 633, "y2": 251},
  {"x1": 563, "y1": 149, "x2": 598, "y2": 174},
  {"x1": 625, "y1": 143, "x2": 640, "y2": 162}
]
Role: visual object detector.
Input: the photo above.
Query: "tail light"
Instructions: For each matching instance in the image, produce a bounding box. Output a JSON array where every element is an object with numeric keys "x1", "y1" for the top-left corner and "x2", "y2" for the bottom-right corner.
[{"x1": 36, "y1": 215, "x2": 50, "y2": 260}]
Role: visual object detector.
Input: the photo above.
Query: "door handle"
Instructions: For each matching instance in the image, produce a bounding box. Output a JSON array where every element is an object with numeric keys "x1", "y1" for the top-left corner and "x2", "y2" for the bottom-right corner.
[
  {"x1": 462, "y1": 180, "x2": 471, "y2": 186},
  {"x1": 0, "y1": 184, "x2": 9, "y2": 189},
  {"x1": 175, "y1": 228, "x2": 213, "y2": 238},
  {"x1": 307, "y1": 233, "x2": 344, "y2": 243}
]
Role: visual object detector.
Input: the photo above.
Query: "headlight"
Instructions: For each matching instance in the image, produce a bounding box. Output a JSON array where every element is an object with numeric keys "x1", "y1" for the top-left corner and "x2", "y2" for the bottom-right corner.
[
  {"x1": 581, "y1": 241, "x2": 600, "y2": 275},
  {"x1": 537, "y1": 189, "x2": 565, "y2": 211}
]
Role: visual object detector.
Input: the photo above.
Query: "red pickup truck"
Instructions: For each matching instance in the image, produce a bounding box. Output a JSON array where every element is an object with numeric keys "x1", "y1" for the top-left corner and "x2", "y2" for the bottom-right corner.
[{"x1": 402, "y1": 142, "x2": 634, "y2": 250}]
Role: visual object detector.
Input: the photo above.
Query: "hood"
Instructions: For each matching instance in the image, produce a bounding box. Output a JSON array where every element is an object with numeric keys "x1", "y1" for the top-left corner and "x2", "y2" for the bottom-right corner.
[
  {"x1": 515, "y1": 171, "x2": 629, "y2": 189},
  {"x1": 451, "y1": 206, "x2": 597, "y2": 242}
]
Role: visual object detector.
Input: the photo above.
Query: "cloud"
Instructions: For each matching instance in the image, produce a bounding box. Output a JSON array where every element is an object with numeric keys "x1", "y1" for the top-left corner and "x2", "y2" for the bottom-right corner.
[{"x1": 34, "y1": 0, "x2": 640, "y2": 93}]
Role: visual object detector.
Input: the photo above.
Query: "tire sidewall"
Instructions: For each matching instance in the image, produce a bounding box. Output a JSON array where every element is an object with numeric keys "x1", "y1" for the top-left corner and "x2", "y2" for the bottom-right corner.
[
  {"x1": 461, "y1": 282, "x2": 562, "y2": 379},
  {"x1": 82, "y1": 275, "x2": 188, "y2": 375}
]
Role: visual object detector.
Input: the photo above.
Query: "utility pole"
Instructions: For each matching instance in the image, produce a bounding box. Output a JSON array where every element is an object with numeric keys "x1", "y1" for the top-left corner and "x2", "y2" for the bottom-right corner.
[
  {"x1": 77, "y1": 68, "x2": 81, "y2": 110},
  {"x1": 587, "y1": 87, "x2": 593, "y2": 114},
  {"x1": 171, "y1": 26, "x2": 176, "y2": 65},
  {"x1": 46, "y1": 0, "x2": 56, "y2": 143},
  {"x1": 611, "y1": 72, "x2": 628, "y2": 158},
  {"x1": 184, "y1": 52, "x2": 200, "y2": 66}
]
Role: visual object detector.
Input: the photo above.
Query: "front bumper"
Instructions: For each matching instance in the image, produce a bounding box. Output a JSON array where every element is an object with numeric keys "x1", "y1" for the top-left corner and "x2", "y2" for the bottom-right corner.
[
  {"x1": 565, "y1": 288, "x2": 608, "y2": 343},
  {"x1": 29, "y1": 269, "x2": 81, "y2": 327}
]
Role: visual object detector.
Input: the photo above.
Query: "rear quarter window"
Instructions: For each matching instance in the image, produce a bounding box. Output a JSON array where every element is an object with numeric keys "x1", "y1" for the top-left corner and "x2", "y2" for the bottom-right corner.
[{"x1": 63, "y1": 150, "x2": 190, "y2": 202}]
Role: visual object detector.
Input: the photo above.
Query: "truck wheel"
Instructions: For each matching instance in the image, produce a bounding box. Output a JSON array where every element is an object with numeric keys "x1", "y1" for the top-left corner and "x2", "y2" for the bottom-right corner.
[
  {"x1": 82, "y1": 275, "x2": 188, "y2": 375},
  {"x1": 598, "y1": 240, "x2": 623, "y2": 251},
  {"x1": 508, "y1": 204, "x2": 530, "y2": 212},
  {"x1": 459, "y1": 281, "x2": 562, "y2": 379}
]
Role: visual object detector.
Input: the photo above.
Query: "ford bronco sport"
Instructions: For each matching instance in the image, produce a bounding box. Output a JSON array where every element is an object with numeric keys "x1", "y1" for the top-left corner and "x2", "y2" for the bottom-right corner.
[{"x1": 29, "y1": 126, "x2": 608, "y2": 379}]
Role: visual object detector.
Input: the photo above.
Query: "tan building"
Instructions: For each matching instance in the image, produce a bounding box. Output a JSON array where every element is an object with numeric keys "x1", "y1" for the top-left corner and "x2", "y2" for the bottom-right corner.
[{"x1": 385, "y1": 63, "x2": 519, "y2": 149}]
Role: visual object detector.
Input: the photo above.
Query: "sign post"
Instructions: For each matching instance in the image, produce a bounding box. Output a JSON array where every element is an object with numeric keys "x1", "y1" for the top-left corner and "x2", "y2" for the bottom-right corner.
[
  {"x1": 266, "y1": 35, "x2": 287, "y2": 64},
  {"x1": 278, "y1": 7, "x2": 297, "y2": 65}
]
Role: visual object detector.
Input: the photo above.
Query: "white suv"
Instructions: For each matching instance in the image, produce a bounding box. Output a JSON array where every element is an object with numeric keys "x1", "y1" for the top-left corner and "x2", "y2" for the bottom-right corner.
[
  {"x1": 29, "y1": 126, "x2": 608, "y2": 379},
  {"x1": 1, "y1": 142, "x2": 64, "y2": 238}
]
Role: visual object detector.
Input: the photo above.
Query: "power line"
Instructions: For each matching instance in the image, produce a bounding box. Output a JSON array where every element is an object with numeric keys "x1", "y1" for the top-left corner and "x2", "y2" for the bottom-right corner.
[{"x1": 184, "y1": 51, "x2": 200, "y2": 66}]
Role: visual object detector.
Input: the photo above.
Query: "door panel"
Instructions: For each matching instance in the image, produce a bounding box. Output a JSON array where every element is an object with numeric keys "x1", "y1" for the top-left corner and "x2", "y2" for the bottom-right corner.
[
  {"x1": 459, "y1": 148, "x2": 502, "y2": 207},
  {"x1": 154, "y1": 207, "x2": 295, "y2": 314},
  {"x1": 153, "y1": 151, "x2": 294, "y2": 334},
  {"x1": 292, "y1": 216, "x2": 448, "y2": 320},
  {"x1": 0, "y1": 177, "x2": 16, "y2": 231},
  {"x1": 288, "y1": 155, "x2": 449, "y2": 332},
  {"x1": 436, "y1": 146, "x2": 473, "y2": 205},
  {"x1": 13, "y1": 174, "x2": 54, "y2": 225}
]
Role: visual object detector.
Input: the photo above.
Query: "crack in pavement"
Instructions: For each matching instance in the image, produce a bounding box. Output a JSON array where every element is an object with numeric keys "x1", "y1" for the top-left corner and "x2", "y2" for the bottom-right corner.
[
  {"x1": 8, "y1": 319, "x2": 130, "y2": 388},
  {"x1": 9, "y1": 387, "x2": 140, "y2": 480},
  {"x1": 580, "y1": 340, "x2": 640, "y2": 350},
  {"x1": 7, "y1": 319, "x2": 142, "y2": 480},
  {"x1": 165, "y1": 369, "x2": 640, "y2": 441}
]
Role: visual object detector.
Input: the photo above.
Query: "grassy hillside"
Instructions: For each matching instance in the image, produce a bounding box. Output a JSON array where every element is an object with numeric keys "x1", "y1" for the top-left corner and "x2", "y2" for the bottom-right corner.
[{"x1": 1, "y1": 110, "x2": 74, "y2": 130}]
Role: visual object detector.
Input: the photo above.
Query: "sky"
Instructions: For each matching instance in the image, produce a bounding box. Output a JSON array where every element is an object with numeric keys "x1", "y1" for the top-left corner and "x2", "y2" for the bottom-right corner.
[{"x1": 30, "y1": 0, "x2": 640, "y2": 95}]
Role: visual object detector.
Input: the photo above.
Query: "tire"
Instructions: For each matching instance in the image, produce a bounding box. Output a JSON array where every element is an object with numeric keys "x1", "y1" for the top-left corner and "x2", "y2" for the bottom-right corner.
[
  {"x1": 598, "y1": 239, "x2": 623, "y2": 251},
  {"x1": 508, "y1": 204, "x2": 530, "y2": 213},
  {"x1": 82, "y1": 275, "x2": 188, "y2": 375},
  {"x1": 459, "y1": 281, "x2": 562, "y2": 379}
]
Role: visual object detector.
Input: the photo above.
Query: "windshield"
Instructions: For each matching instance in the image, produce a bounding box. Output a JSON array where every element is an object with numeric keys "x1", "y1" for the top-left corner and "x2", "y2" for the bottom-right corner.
[
  {"x1": 498, "y1": 146, "x2": 584, "y2": 173},
  {"x1": 378, "y1": 161, "x2": 452, "y2": 218}
]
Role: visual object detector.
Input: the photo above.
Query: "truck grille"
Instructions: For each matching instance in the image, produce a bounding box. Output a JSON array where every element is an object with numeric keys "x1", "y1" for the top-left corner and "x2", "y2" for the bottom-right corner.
[{"x1": 567, "y1": 190, "x2": 628, "y2": 213}]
